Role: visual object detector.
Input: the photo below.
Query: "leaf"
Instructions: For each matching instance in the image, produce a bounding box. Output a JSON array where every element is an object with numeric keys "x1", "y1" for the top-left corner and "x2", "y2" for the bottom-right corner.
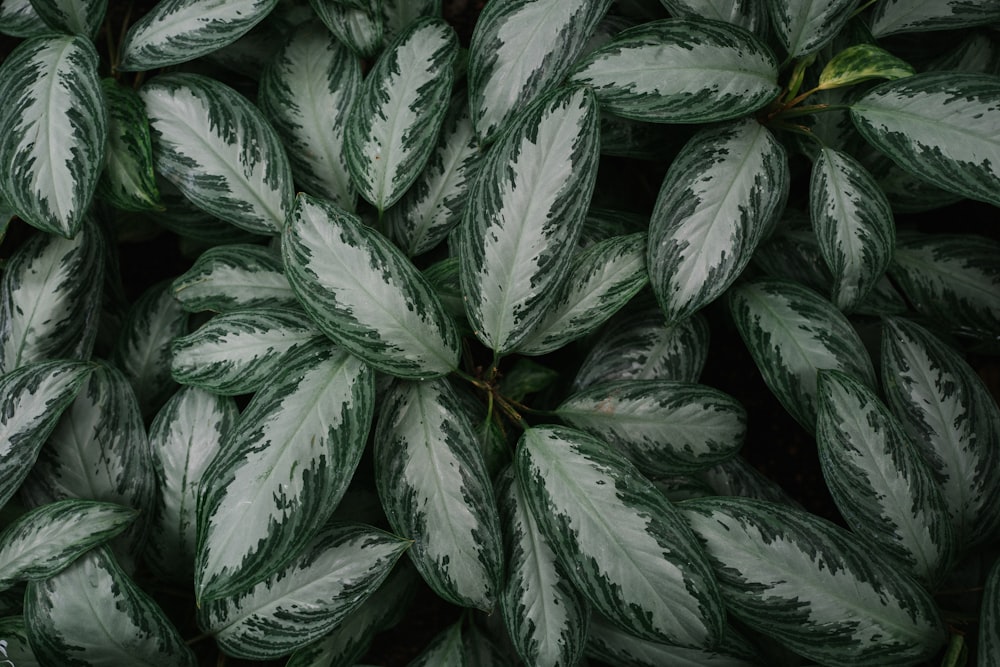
[
  {"x1": 515, "y1": 425, "x2": 725, "y2": 647},
  {"x1": 25, "y1": 546, "x2": 196, "y2": 666},
  {"x1": 809, "y1": 147, "x2": 895, "y2": 311},
  {"x1": 818, "y1": 44, "x2": 915, "y2": 91},
  {"x1": 382, "y1": 0, "x2": 440, "y2": 40},
  {"x1": 0, "y1": 360, "x2": 91, "y2": 508},
  {"x1": 199, "y1": 522, "x2": 410, "y2": 660},
  {"x1": 680, "y1": 497, "x2": 947, "y2": 666},
  {"x1": 407, "y1": 621, "x2": 464, "y2": 666},
  {"x1": 698, "y1": 455, "x2": 801, "y2": 508},
  {"x1": 345, "y1": 17, "x2": 458, "y2": 212},
  {"x1": 27, "y1": 0, "x2": 105, "y2": 37},
  {"x1": 0, "y1": 217, "x2": 104, "y2": 374},
  {"x1": 869, "y1": 0, "x2": 1000, "y2": 37},
  {"x1": 258, "y1": 20, "x2": 361, "y2": 211},
  {"x1": 0, "y1": 35, "x2": 106, "y2": 237},
  {"x1": 728, "y1": 278, "x2": 876, "y2": 432},
  {"x1": 171, "y1": 243, "x2": 296, "y2": 313},
  {"x1": 467, "y1": 0, "x2": 613, "y2": 141},
  {"x1": 815, "y1": 369, "x2": 956, "y2": 585},
  {"x1": 375, "y1": 378, "x2": 503, "y2": 610},
  {"x1": 648, "y1": 119, "x2": 788, "y2": 323},
  {"x1": 283, "y1": 193, "x2": 460, "y2": 379},
  {"x1": 459, "y1": 86, "x2": 600, "y2": 354},
  {"x1": 850, "y1": 72, "x2": 1000, "y2": 207},
  {"x1": 657, "y1": 0, "x2": 767, "y2": 32},
  {"x1": 141, "y1": 72, "x2": 294, "y2": 235},
  {"x1": 569, "y1": 18, "x2": 779, "y2": 123},
  {"x1": 982, "y1": 559, "x2": 1000, "y2": 664},
  {"x1": 766, "y1": 0, "x2": 860, "y2": 58},
  {"x1": 195, "y1": 340, "x2": 374, "y2": 602},
  {"x1": 118, "y1": 0, "x2": 279, "y2": 71},
  {"x1": 309, "y1": 0, "x2": 384, "y2": 59},
  {"x1": 925, "y1": 31, "x2": 1000, "y2": 75},
  {"x1": 171, "y1": 307, "x2": 325, "y2": 396},
  {"x1": 147, "y1": 177, "x2": 266, "y2": 245},
  {"x1": 96, "y1": 79, "x2": 162, "y2": 212},
  {"x1": 881, "y1": 317, "x2": 1000, "y2": 548},
  {"x1": 0, "y1": 616, "x2": 39, "y2": 665},
  {"x1": 0, "y1": 0, "x2": 48, "y2": 37},
  {"x1": 517, "y1": 233, "x2": 648, "y2": 355}
]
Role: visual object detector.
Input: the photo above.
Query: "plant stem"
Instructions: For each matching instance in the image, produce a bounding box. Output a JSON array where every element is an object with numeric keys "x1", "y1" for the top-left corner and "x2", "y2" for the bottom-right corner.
[
  {"x1": 940, "y1": 633, "x2": 967, "y2": 667},
  {"x1": 851, "y1": 0, "x2": 879, "y2": 19}
]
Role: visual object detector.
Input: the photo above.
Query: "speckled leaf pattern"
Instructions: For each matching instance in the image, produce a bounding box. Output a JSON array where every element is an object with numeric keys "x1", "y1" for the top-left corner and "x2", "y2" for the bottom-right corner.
[
  {"x1": 699, "y1": 456, "x2": 800, "y2": 507},
  {"x1": 467, "y1": 0, "x2": 613, "y2": 141},
  {"x1": 681, "y1": 498, "x2": 947, "y2": 666},
  {"x1": 0, "y1": 0, "x2": 47, "y2": 37},
  {"x1": 648, "y1": 119, "x2": 788, "y2": 324},
  {"x1": 96, "y1": 79, "x2": 162, "y2": 212},
  {"x1": 0, "y1": 35, "x2": 106, "y2": 237},
  {"x1": 881, "y1": 317, "x2": 1000, "y2": 548},
  {"x1": 148, "y1": 177, "x2": 265, "y2": 245},
  {"x1": 816, "y1": 370, "x2": 956, "y2": 585},
  {"x1": 869, "y1": 0, "x2": 1000, "y2": 37},
  {"x1": 375, "y1": 378, "x2": 503, "y2": 610},
  {"x1": 657, "y1": 0, "x2": 767, "y2": 32},
  {"x1": 818, "y1": 44, "x2": 915, "y2": 90},
  {"x1": 118, "y1": 0, "x2": 279, "y2": 70},
  {"x1": 309, "y1": 0, "x2": 384, "y2": 59},
  {"x1": 809, "y1": 147, "x2": 895, "y2": 311},
  {"x1": 24, "y1": 547, "x2": 196, "y2": 666},
  {"x1": 851, "y1": 72, "x2": 1000, "y2": 207},
  {"x1": 172, "y1": 243, "x2": 296, "y2": 313},
  {"x1": 569, "y1": 18, "x2": 779, "y2": 123},
  {"x1": 199, "y1": 523, "x2": 410, "y2": 660},
  {"x1": 766, "y1": 0, "x2": 860, "y2": 57},
  {"x1": 515, "y1": 425, "x2": 725, "y2": 647},
  {"x1": 982, "y1": 559, "x2": 1000, "y2": 664},
  {"x1": 195, "y1": 341, "x2": 374, "y2": 602},
  {"x1": 0, "y1": 616, "x2": 38, "y2": 665},
  {"x1": 0, "y1": 218, "x2": 104, "y2": 374},
  {"x1": 283, "y1": 194, "x2": 459, "y2": 378},
  {"x1": 141, "y1": 73, "x2": 294, "y2": 235},
  {"x1": 259, "y1": 21, "x2": 361, "y2": 210},
  {"x1": 27, "y1": 0, "x2": 105, "y2": 37},
  {"x1": 728, "y1": 278, "x2": 876, "y2": 432},
  {"x1": 459, "y1": 86, "x2": 600, "y2": 354},
  {"x1": 171, "y1": 307, "x2": 325, "y2": 396}
]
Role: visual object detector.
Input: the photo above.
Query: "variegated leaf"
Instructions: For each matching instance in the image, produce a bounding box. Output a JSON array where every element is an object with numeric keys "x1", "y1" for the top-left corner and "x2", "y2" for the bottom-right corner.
[
  {"x1": 766, "y1": 0, "x2": 860, "y2": 57},
  {"x1": 309, "y1": 0, "x2": 384, "y2": 59},
  {"x1": 497, "y1": 467, "x2": 589, "y2": 667},
  {"x1": 0, "y1": 218, "x2": 104, "y2": 374},
  {"x1": 0, "y1": 360, "x2": 91, "y2": 508},
  {"x1": 569, "y1": 18, "x2": 779, "y2": 123},
  {"x1": 408, "y1": 621, "x2": 464, "y2": 666},
  {"x1": 27, "y1": 0, "x2": 105, "y2": 37},
  {"x1": 515, "y1": 425, "x2": 725, "y2": 647},
  {"x1": 517, "y1": 233, "x2": 648, "y2": 356},
  {"x1": 648, "y1": 119, "x2": 788, "y2": 323},
  {"x1": 172, "y1": 243, "x2": 295, "y2": 313},
  {"x1": 657, "y1": 0, "x2": 767, "y2": 32},
  {"x1": 818, "y1": 44, "x2": 915, "y2": 91},
  {"x1": 586, "y1": 614, "x2": 759, "y2": 667},
  {"x1": 195, "y1": 340, "x2": 374, "y2": 602},
  {"x1": 0, "y1": 35, "x2": 106, "y2": 237},
  {"x1": 141, "y1": 72, "x2": 294, "y2": 235},
  {"x1": 580, "y1": 208, "x2": 647, "y2": 246},
  {"x1": 375, "y1": 378, "x2": 503, "y2": 610},
  {"x1": 698, "y1": 455, "x2": 800, "y2": 508},
  {"x1": 467, "y1": 0, "x2": 613, "y2": 141},
  {"x1": 0, "y1": 0, "x2": 47, "y2": 37},
  {"x1": 881, "y1": 317, "x2": 1000, "y2": 548},
  {"x1": 259, "y1": 21, "x2": 360, "y2": 210},
  {"x1": 926, "y1": 31, "x2": 1000, "y2": 75},
  {"x1": 345, "y1": 17, "x2": 457, "y2": 212},
  {"x1": 982, "y1": 559, "x2": 1000, "y2": 664},
  {"x1": 869, "y1": 0, "x2": 1000, "y2": 37},
  {"x1": 459, "y1": 86, "x2": 600, "y2": 353},
  {"x1": 96, "y1": 79, "x2": 162, "y2": 212},
  {"x1": 171, "y1": 307, "x2": 324, "y2": 395},
  {"x1": 816, "y1": 369, "x2": 956, "y2": 585},
  {"x1": 0, "y1": 616, "x2": 38, "y2": 665},
  {"x1": 283, "y1": 193, "x2": 460, "y2": 379},
  {"x1": 728, "y1": 278, "x2": 876, "y2": 432},
  {"x1": 557, "y1": 380, "x2": 746, "y2": 475},
  {"x1": 25, "y1": 547, "x2": 196, "y2": 666},
  {"x1": 809, "y1": 147, "x2": 894, "y2": 311},
  {"x1": 146, "y1": 387, "x2": 237, "y2": 582},
  {"x1": 148, "y1": 176, "x2": 265, "y2": 244},
  {"x1": 850, "y1": 72, "x2": 1000, "y2": 207},
  {"x1": 680, "y1": 497, "x2": 947, "y2": 666},
  {"x1": 382, "y1": 0, "x2": 440, "y2": 40},
  {"x1": 199, "y1": 522, "x2": 409, "y2": 660},
  {"x1": 118, "y1": 0, "x2": 279, "y2": 70},
  {"x1": 597, "y1": 111, "x2": 681, "y2": 160},
  {"x1": 423, "y1": 256, "x2": 467, "y2": 323}
]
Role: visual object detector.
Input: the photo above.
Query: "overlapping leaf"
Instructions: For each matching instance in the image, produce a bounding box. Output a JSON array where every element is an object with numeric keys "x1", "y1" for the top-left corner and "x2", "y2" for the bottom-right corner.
[
  {"x1": 817, "y1": 44, "x2": 915, "y2": 91},
  {"x1": 0, "y1": 0, "x2": 47, "y2": 37},
  {"x1": 0, "y1": 616, "x2": 37, "y2": 665},
  {"x1": 96, "y1": 79, "x2": 162, "y2": 212},
  {"x1": 309, "y1": 0, "x2": 384, "y2": 59},
  {"x1": 586, "y1": 614, "x2": 759, "y2": 667},
  {"x1": 382, "y1": 0, "x2": 440, "y2": 40},
  {"x1": 148, "y1": 177, "x2": 265, "y2": 245},
  {"x1": 699, "y1": 456, "x2": 800, "y2": 507},
  {"x1": 766, "y1": 0, "x2": 860, "y2": 57},
  {"x1": 172, "y1": 243, "x2": 296, "y2": 313},
  {"x1": 869, "y1": 0, "x2": 1000, "y2": 37},
  {"x1": 657, "y1": 0, "x2": 767, "y2": 32},
  {"x1": 408, "y1": 622, "x2": 464, "y2": 666},
  {"x1": 28, "y1": 0, "x2": 106, "y2": 37},
  {"x1": 983, "y1": 559, "x2": 1000, "y2": 664}
]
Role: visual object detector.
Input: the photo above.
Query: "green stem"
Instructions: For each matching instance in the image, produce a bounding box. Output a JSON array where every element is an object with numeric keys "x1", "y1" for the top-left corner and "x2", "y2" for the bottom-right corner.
[
  {"x1": 775, "y1": 103, "x2": 845, "y2": 119},
  {"x1": 185, "y1": 631, "x2": 214, "y2": 646},
  {"x1": 851, "y1": 0, "x2": 879, "y2": 19},
  {"x1": 940, "y1": 633, "x2": 966, "y2": 667},
  {"x1": 494, "y1": 395, "x2": 530, "y2": 431}
]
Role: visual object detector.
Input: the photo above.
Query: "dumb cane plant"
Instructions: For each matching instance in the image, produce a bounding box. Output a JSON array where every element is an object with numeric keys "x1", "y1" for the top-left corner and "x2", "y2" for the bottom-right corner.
[{"x1": 0, "y1": 0, "x2": 999, "y2": 665}]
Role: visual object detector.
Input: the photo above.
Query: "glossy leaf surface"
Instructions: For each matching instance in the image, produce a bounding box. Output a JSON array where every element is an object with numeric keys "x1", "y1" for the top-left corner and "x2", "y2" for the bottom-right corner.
[{"x1": 171, "y1": 243, "x2": 296, "y2": 313}]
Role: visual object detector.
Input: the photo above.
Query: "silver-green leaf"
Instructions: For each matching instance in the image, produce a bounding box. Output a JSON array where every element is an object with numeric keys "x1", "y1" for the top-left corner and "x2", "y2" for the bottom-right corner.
[
  {"x1": 309, "y1": 0, "x2": 384, "y2": 59},
  {"x1": 171, "y1": 243, "x2": 296, "y2": 313},
  {"x1": 0, "y1": 0, "x2": 47, "y2": 37},
  {"x1": 657, "y1": 0, "x2": 767, "y2": 32},
  {"x1": 96, "y1": 79, "x2": 162, "y2": 212},
  {"x1": 766, "y1": 0, "x2": 860, "y2": 58},
  {"x1": 28, "y1": 0, "x2": 106, "y2": 37},
  {"x1": 869, "y1": 0, "x2": 1000, "y2": 37}
]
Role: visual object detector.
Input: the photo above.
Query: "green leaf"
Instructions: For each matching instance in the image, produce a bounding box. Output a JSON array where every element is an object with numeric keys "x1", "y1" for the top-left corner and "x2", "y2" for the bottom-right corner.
[
  {"x1": 0, "y1": 360, "x2": 91, "y2": 508},
  {"x1": 818, "y1": 44, "x2": 915, "y2": 90},
  {"x1": 118, "y1": 0, "x2": 279, "y2": 70},
  {"x1": 259, "y1": 20, "x2": 361, "y2": 211},
  {"x1": 766, "y1": 0, "x2": 860, "y2": 58},
  {"x1": 195, "y1": 340, "x2": 374, "y2": 602},
  {"x1": 0, "y1": 0, "x2": 47, "y2": 37},
  {"x1": 699, "y1": 456, "x2": 801, "y2": 507},
  {"x1": 199, "y1": 522, "x2": 410, "y2": 660},
  {"x1": 850, "y1": 72, "x2": 1000, "y2": 207},
  {"x1": 0, "y1": 35, "x2": 106, "y2": 237},
  {"x1": 382, "y1": 0, "x2": 440, "y2": 41},
  {"x1": 345, "y1": 17, "x2": 457, "y2": 212},
  {"x1": 309, "y1": 0, "x2": 384, "y2": 59},
  {"x1": 657, "y1": 0, "x2": 767, "y2": 32},
  {"x1": 0, "y1": 499, "x2": 136, "y2": 591},
  {"x1": 459, "y1": 86, "x2": 600, "y2": 354},
  {"x1": 982, "y1": 559, "x2": 1000, "y2": 664},
  {"x1": 375, "y1": 378, "x2": 503, "y2": 610},
  {"x1": 816, "y1": 369, "x2": 956, "y2": 585},
  {"x1": 0, "y1": 616, "x2": 39, "y2": 665},
  {"x1": 171, "y1": 243, "x2": 296, "y2": 313},
  {"x1": 569, "y1": 18, "x2": 779, "y2": 123},
  {"x1": 96, "y1": 79, "x2": 162, "y2": 212},
  {"x1": 680, "y1": 497, "x2": 947, "y2": 666},
  {"x1": 141, "y1": 72, "x2": 294, "y2": 235},
  {"x1": 146, "y1": 177, "x2": 266, "y2": 244},
  {"x1": 407, "y1": 621, "x2": 464, "y2": 666},
  {"x1": 497, "y1": 358, "x2": 559, "y2": 403},
  {"x1": 28, "y1": 0, "x2": 106, "y2": 37},
  {"x1": 869, "y1": 0, "x2": 1000, "y2": 37},
  {"x1": 0, "y1": 218, "x2": 104, "y2": 374},
  {"x1": 648, "y1": 119, "x2": 788, "y2": 323},
  {"x1": 809, "y1": 147, "x2": 895, "y2": 311},
  {"x1": 925, "y1": 31, "x2": 1000, "y2": 75},
  {"x1": 283, "y1": 193, "x2": 460, "y2": 379},
  {"x1": 467, "y1": 0, "x2": 613, "y2": 141},
  {"x1": 515, "y1": 425, "x2": 725, "y2": 647},
  {"x1": 171, "y1": 307, "x2": 325, "y2": 396},
  {"x1": 881, "y1": 317, "x2": 1000, "y2": 548}
]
